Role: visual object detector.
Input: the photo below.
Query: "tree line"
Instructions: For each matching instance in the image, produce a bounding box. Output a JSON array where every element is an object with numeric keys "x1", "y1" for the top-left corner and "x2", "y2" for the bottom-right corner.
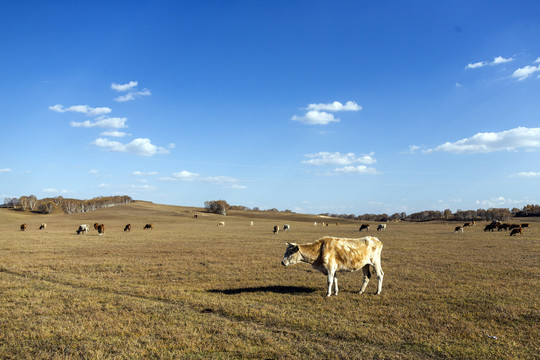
[
  {"x1": 3, "y1": 195, "x2": 133, "y2": 214},
  {"x1": 205, "y1": 199, "x2": 540, "y2": 222}
]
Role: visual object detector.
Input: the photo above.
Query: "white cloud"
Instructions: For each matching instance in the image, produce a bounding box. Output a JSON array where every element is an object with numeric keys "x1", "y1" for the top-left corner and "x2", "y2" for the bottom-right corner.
[
  {"x1": 160, "y1": 171, "x2": 245, "y2": 189},
  {"x1": 111, "y1": 81, "x2": 151, "y2": 102},
  {"x1": 465, "y1": 61, "x2": 487, "y2": 69},
  {"x1": 0, "y1": 168, "x2": 13, "y2": 173},
  {"x1": 303, "y1": 151, "x2": 376, "y2": 165},
  {"x1": 92, "y1": 138, "x2": 170, "y2": 156},
  {"x1": 100, "y1": 130, "x2": 129, "y2": 137},
  {"x1": 131, "y1": 171, "x2": 159, "y2": 176},
  {"x1": 111, "y1": 81, "x2": 138, "y2": 92},
  {"x1": 89, "y1": 170, "x2": 99, "y2": 175},
  {"x1": 98, "y1": 183, "x2": 110, "y2": 188},
  {"x1": 408, "y1": 145, "x2": 421, "y2": 153},
  {"x1": 512, "y1": 65, "x2": 540, "y2": 80},
  {"x1": 509, "y1": 171, "x2": 540, "y2": 178},
  {"x1": 114, "y1": 89, "x2": 151, "y2": 102},
  {"x1": 292, "y1": 110, "x2": 338, "y2": 125},
  {"x1": 465, "y1": 56, "x2": 513, "y2": 70},
  {"x1": 425, "y1": 127, "x2": 540, "y2": 153},
  {"x1": 292, "y1": 100, "x2": 361, "y2": 125},
  {"x1": 43, "y1": 188, "x2": 72, "y2": 194},
  {"x1": 535, "y1": 57, "x2": 540, "y2": 64},
  {"x1": 71, "y1": 117, "x2": 128, "y2": 129},
  {"x1": 334, "y1": 165, "x2": 377, "y2": 174},
  {"x1": 475, "y1": 196, "x2": 526, "y2": 208},
  {"x1": 492, "y1": 56, "x2": 513, "y2": 65},
  {"x1": 307, "y1": 101, "x2": 361, "y2": 112},
  {"x1": 49, "y1": 104, "x2": 112, "y2": 117}
]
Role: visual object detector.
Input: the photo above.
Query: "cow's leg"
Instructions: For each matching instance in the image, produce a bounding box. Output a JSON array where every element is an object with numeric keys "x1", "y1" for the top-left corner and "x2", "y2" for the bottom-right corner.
[
  {"x1": 333, "y1": 274, "x2": 339, "y2": 296},
  {"x1": 359, "y1": 265, "x2": 371, "y2": 294},
  {"x1": 373, "y1": 262, "x2": 384, "y2": 295},
  {"x1": 327, "y1": 270, "x2": 335, "y2": 297}
]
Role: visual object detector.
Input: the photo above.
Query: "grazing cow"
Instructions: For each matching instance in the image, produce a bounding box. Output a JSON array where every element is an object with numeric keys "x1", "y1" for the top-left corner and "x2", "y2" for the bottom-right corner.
[
  {"x1": 510, "y1": 227, "x2": 523, "y2": 236},
  {"x1": 484, "y1": 224, "x2": 497, "y2": 232},
  {"x1": 377, "y1": 224, "x2": 387, "y2": 231},
  {"x1": 497, "y1": 223, "x2": 510, "y2": 231},
  {"x1": 39, "y1": 223, "x2": 47, "y2": 230},
  {"x1": 359, "y1": 224, "x2": 370, "y2": 232},
  {"x1": 471, "y1": 221, "x2": 477, "y2": 226},
  {"x1": 76, "y1": 224, "x2": 89, "y2": 235},
  {"x1": 509, "y1": 224, "x2": 521, "y2": 230},
  {"x1": 281, "y1": 236, "x2": 384, "y2": 297},
  {"x1": 217, "y1": 222, "x2": 225, "y2": 227},
  {"x1": 97, "y1": 224, "x2": 105, "y2": 235},
  {"x1": 20, "y1": 223, "x2": 27, "y2": 231},
  {"x1": 283, "y1": 224, "x2": 290, "y2": 231},
  {"x1": 124, "y1": 224, "x2": 131, "y2": 232},
  {"x1": 273, "y1": 225, "x2": 279, "y2": 234},
  {"x1": 454, "y1": 226, "x2": 464, "y2": 233},
  {"x1": 193, "y1": 214, "x2": 198, "y2": 219},
  {"x1": 143, "y1": 223, "x2": 153, "y2": 230},
  {"x1": 521, "y1": 223, "x2": 530, "y2": 230},
  {"x1": 463, "y1": 222, "x2": 471, "y2": 228}
]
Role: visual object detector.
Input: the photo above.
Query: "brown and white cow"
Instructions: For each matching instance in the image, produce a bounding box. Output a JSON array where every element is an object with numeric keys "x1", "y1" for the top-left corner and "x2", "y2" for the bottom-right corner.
[
  {"x1": 97, "y1": 224, "x2": 105, "y2": 235},
  {"x1": 143, "y1": 223, "x2": 153, "y2": 230},
  {"x1": 454, "y1": 226, "x2": 464, "y2": 233},
  {"x1": 281, "y1": 236, "x2": 384, "y2": 297},
  {"x1": 39, "y1": 223, "x2": 47, "y2": 230},
  {"x1": 124, "y1": 224, "x2": 131, "y2": 232},
  {"x1": 76, "y1": 224, "x2": 89, "y2": 234},
  {"x1": 20, "y1": 223, "x2": 27, "y2": 231}
]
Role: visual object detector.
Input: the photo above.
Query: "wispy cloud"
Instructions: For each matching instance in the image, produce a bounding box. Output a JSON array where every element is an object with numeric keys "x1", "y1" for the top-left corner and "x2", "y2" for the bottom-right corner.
[
  {"x1": 465, "y1": 56, "x2": 513, "y2": 69},
  {"x1": 509, "y1": 171, "x2": 540, "y2": 178},
  {"x1": 111, "y1": 81, "x2": 138, "y2": 92},
  {"x1": 425, "y1": 127, "x2": 540, "y2": 154},
  {"x1": 49, "y1": 104, "x2": 112, "y2": 116},
  {"x1": 292, "y1": 100, "x2": 361, "y2": 125},
  {"x1": 131, "y1": 171, "x2": 159, "y2": 176},
  {"x1": 475, "y1": 196, "x2": 529, "y2": 208},
  {"x1": 306, "y1": 101, "x2": 361, "y2": 112},
  {"x1": 303, "y1": 151, "x2": 376, "y2": 165},
  {"x1": 111, "y1": 81, "x2": 151, "y2": 102},
  {"x1": 334, "y1": 165, "x2": 377, "y2": 174},
  {"x1": 100, "y1": 130, "x2": 130, "y2": 137},
  {"x1": 92, "y1": 138, "x2": 170, "y2": 157},
  {"x1": 114, "y1": 89, "x2": 151, "y2": 102},
  {"x1": 303, "y1": 151, "x2": 377, "y2": 175},
  {"x1": 43, "y1": 188, "x2": 73, "y2": 194},
  {"x1": 160, "y1": 171, "x2": 246, "y2": 189},
  {"x1": 0, "y1": 168, "x2": 13, "y2": 173},
  {"x1": 71, "y1": 117, "x2": 128, "y2": 129}
]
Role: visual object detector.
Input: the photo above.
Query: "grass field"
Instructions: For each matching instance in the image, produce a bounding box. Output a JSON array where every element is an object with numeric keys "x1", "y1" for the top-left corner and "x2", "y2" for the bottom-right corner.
[{"x1": 0, "y1": 201, "x2": 538, "y2": 359}]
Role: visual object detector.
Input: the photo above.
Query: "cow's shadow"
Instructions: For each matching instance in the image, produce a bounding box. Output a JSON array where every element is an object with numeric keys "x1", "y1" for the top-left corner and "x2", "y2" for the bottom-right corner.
[{"x1": 208, "y1": 285, "x2": 316, "y2": 295}]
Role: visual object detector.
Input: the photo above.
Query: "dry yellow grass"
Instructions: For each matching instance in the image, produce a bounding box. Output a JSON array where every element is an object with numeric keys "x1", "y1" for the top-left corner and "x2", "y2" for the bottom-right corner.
[{"x1": 0, "y1": 201, "x2": 538, "y2": 359}]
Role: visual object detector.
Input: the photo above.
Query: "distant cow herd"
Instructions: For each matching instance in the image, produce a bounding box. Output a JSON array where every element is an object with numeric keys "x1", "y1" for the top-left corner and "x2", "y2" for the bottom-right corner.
[
  {"x1": 451, "y1": 220, "x2": 530, "y2": 236},
  {"x1": 20, "y1": 222, "x2": 155, "y2": 235}
]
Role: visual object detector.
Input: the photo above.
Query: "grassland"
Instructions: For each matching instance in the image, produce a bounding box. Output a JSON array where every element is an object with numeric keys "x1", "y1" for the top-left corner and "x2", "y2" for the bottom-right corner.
[{"x1": 0, "y1": 201, "x2": 538, "y2": 359}]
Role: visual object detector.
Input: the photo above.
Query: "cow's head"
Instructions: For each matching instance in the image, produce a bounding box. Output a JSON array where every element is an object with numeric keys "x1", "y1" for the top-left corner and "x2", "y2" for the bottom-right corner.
[{"x1": 281, "y1": 242, "x2": 301, "y2": 266}]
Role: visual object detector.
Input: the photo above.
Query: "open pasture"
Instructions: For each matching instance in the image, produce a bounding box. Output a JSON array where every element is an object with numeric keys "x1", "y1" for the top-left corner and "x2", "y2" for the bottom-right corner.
[{"x1": 1, "y1": 202, "x2": 538, "y2": 359}]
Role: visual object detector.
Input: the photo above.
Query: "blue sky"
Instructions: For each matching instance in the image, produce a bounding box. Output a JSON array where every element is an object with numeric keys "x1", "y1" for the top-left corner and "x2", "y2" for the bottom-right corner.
[{"x1": 1, "y1": 1, "x2": 540, "y2": 215}]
